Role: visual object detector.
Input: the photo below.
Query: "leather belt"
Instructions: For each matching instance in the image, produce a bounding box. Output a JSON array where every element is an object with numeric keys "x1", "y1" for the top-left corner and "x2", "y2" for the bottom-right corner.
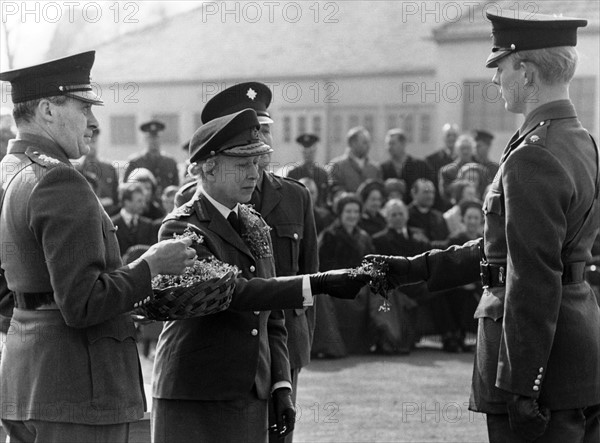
[
  {"x1": 14, "y1": 292, "x2": 56, "y2": 310},
  {"x1": 480, "y1": 261, "x2": 586, "y2": 288}
]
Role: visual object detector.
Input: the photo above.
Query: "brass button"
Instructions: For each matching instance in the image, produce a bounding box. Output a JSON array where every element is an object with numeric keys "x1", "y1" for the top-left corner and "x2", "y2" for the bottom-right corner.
[
  {"x1": 539, "y1": 367, "x2": 544, "y2": 373},
  {"x1": 533, "y1": 386, "x2": 539, "y2": 391},
  {"x1": 537, "y1": 374, "x2": 542, "y2": 380},
  {"x1": 534, "y1": 380, "x2": 541, "y2": 385},
  {"x1": 249, "y1": 265, "x2": 256, "y2": 272},
  {"x1": 251, "y1": 329, "x2": 258, "y2": 336},
  {"x1": 293, "y1": 233, "x2": 299, "y2": 240},
  {"x1": 253, "y1": 311, "x2": 260, "y2": 316}
]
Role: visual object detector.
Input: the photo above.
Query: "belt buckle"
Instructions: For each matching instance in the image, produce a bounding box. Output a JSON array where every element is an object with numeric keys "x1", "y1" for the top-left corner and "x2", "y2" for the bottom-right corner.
[
  {"x1": 498, "y1": 266, "x2": 505, "y2": 285},
  {"x1": 480, "y1": 262, "x2": 491, "y2": 289}
]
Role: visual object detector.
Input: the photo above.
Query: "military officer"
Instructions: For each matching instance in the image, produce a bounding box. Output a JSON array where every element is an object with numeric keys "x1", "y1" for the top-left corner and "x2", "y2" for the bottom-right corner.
[
  {"x1": 76, "y1": 128, "x2": 120, "y2": 215},
  {"x1": 287, "y1": 134, "x2": 329, "y2": 208},
  {"x1": 197, "y1": 81, "x2": 320, "y2": 443},
  {"x1": 0, "y1": 51, "x2": 195, "y2": 442},
  {"x1": 124, "y1": 119, "x2": 180, "y2": 197},
  {"x1": 152, "y1": 108, "x2": 367, "y2": 442},
  {"x1": 368, "y1": 10, "x2": 600, "y2": 442}
]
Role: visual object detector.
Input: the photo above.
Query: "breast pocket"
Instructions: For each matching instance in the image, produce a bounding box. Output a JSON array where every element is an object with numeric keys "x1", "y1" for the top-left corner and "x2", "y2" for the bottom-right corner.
[
  {"x1": 483, "y1": 191, "x2": 504, "y2": 216},
  {"x1": 273, "y1": 224, "x2": 303, "y2": 276}
]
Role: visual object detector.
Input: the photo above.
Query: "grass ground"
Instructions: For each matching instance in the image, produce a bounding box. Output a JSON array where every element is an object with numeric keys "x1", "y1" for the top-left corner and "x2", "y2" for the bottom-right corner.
[{"x1": 140, "y1": 342, "x2": 488, "y2": 443}]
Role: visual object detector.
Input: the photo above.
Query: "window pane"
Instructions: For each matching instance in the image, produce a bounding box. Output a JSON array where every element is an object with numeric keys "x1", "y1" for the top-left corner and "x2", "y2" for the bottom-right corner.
[
  {"x1": 110, "y1": 115, "x2": 136, "y2": 146},
  {"x1": 420, "y1": 113, "x2": 431, "y2": 143},
  {"x1": 312, "y1": 115, "x2": 322, "y2": 137}
]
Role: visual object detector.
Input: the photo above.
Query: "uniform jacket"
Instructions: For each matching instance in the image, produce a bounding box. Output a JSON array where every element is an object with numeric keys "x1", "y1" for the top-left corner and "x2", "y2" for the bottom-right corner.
[
  {"x1": 0, "y1": 134, "x2": 152, "y2": 424},
  {"x1": 76, "y1": 157, "x2": 119, "y2": 213},
  {"x1": 124, "y1": 151, "x2": 179, "y2": 193},
  {"x1": 328, "y1": 152, "x2": 382, "y2": 193},
  {"x1": 408, "y1": 100, "x2": 600, "y2": 413},
  {"x1": 153, "y1": 194, "x2": 306, "y2": 401},
  {"x1": 111, "y1": 213, "x2": 157, "y2": 256},
  {"x1": 287, "y1": 162, "x2": 329, "y2": 207},
  {"x1": 251, "y1": 172, "x2": 319, "y2": 370}
]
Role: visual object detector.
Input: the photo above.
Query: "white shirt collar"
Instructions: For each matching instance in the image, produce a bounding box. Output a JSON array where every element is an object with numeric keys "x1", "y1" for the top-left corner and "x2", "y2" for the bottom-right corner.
[
  {"x1": 201, "y1": 189, "x2": 239, "y2": 220},
  {"x1": 119, "y1": 208, "x2": 138, "y2": 226}
]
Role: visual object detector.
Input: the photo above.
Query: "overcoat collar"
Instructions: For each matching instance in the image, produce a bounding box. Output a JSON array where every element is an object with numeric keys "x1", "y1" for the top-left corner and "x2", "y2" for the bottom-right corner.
[
  {"x1": 256, "y1": 171, "x2": 282, "y2": 218},
  {"x1": 8, "y1": 133, "x2": 71, "y2": 165}
]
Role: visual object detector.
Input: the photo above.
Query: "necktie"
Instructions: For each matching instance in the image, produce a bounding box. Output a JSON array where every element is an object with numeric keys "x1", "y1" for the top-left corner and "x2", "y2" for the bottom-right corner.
[{"x1": 227, "y1": 211, "x2": 241, "y2": 234}]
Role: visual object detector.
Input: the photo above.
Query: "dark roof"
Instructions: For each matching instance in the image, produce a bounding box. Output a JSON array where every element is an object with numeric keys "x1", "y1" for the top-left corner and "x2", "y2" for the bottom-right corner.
[
  {"x1": 434, "y1": 0, "x2": 599, "y2": 42},
  {"x1": 92, "y1": 2, "x2": 439, "y2": 83}
]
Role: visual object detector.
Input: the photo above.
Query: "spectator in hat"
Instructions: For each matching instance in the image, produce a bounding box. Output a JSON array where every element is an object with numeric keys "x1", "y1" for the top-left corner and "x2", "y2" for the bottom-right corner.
[
  {"x1": 384, "y1": 177, "x2": 407, "y2": 202},
  {"x1": 473, "y1": 129, "x2": 500, "y2": 184},
  {"x1": 199, "y1": 81, "x2": 320, "y2": 443},
  {"x1": 380, "y1": 128, "x2": 435, "y2": 205},
  {"x1": 76, "y1": 128, "x2": 120, "y2": 216},
  {"x1": 125, "y1": 167, "x2": 165, "y2": 221},
  {"x1": 367, "y1": 9, "x2": 599, "y2": 441},
  {"x1": 443, "y1": 179, "x2": 479, "y2": 237},
  {"x1": 287, "y1": 133, "x2": 329, "y2": 208},
  {"x1": 356, "y1": 179, "x2": 387, "y2": 237},
  {"x1": 328, "y1": 126, "x2": 382, "y2": 193},
  {"x1": 0, "y1": 50, "x2": 195, "y2": 443},
  {"x1": 152, "y1": 108, "x2": 367, "y2": 442},
  {"x1": 124, "y1": 119, "x2": 179, "y2": 197}
]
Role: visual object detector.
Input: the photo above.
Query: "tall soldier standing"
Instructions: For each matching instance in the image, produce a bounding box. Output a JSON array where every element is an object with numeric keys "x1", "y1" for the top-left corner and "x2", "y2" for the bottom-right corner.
[
  {"x1": 0, "y1": 51, "x2": 196, "y2": 442},
  {"x1": 368, "y1": 11, "x2": 600, "y2": 442}
]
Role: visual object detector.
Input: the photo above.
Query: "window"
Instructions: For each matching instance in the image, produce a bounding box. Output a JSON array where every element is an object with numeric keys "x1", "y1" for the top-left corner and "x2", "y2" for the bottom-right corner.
[
  {"x1": 349, "y1": 114, "x2": 360, "y2": 129},
  {"x1": 403, "y1": 114, "x2": 414, "y2": 143},
  {"x1": 152, "y1": 114, "x2": 180, "y2": 144},
  {"x1": 420, "y1": 113, "x2": 431, "y2": 143},
  {"x1": 283, "y1": 115, "x2": 292, "y2": 143},
  {"x1": 110, "y1": 115, "x2": 136, "y2": 146},
  {"x1": 387, "y1": 113, "x2": 398, "y2": 131},
  {"x1": 332, "y1": 114, "x2": 343, "y2": 144},
  {"x1": 570, "y1": 77, "x2": 596, "y2": 133},
  {"x1": 297, "y1": 116, "x2": 307, "y2": 135},
  {"x1": 462, "y1": 79, "x2": 515, "y2": 132},
  {"x1": 312, "y1": 115, "x2": 322, "y2": 137}
]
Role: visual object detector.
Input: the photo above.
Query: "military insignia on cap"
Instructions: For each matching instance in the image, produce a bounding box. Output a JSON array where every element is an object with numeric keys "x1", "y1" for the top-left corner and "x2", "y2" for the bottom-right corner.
[
  {"x1": 252, "y1": 128, "x2": 259, "y2": 138},
  {"x1": 246, "y1": 88, "x2": 257, "y2": 100},
  {"x1": 529, "y1": 135, "x2": 540, "y2": 143}
]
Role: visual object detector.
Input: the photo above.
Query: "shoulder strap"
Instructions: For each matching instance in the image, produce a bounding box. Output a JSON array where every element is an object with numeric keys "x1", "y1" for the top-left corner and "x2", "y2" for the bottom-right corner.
[{"x1": 561, "y1": 134, "x2": 600, "y2": 262}]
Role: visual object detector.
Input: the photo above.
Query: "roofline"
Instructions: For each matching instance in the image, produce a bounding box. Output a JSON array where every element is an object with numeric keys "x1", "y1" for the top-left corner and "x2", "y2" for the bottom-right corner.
[{"x1": 96, "y1": 68, "x2": 438, "y2": 86}]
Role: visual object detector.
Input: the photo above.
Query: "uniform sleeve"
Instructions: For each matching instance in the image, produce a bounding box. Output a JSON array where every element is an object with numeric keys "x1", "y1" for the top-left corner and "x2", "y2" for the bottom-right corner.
[
  {"x1": 28, "y1": 167, "x2": 152, "y2": 328},
  {"x1": 406, "y1": 239, "x2": 482, "y2": 291},
  {"x1": 298, "y1": 187, "x2": 319, "y2": 274},
  {"x1": 159, "y1": 220, "x2": 305, "y2": 312},
  {"x1": 496, "y1": 146, "x2": 572, "y2": 398}
]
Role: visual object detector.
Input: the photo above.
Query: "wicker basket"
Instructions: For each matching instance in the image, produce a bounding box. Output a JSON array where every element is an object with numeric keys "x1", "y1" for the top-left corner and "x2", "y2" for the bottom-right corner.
[{"x1": 133, "y1": 271, "x2": 236, "y2": 321}]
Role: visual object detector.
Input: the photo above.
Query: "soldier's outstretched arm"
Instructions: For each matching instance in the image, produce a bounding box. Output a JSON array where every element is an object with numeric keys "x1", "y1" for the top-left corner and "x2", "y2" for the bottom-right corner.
[{"x1": 365, "y1": 238, "x2": 482, "y2": 291}]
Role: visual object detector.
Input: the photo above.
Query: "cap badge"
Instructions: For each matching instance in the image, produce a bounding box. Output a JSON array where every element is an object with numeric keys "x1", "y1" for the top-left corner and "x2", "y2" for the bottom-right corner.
[
  {"x1": 529, "y1": 135, "x2": 540, "y2": 143},
  {"x1": 252, "y1": 128, "x2": 260, "y2": 138},
  {"x1": 246, "y1": 88, "x2": 257, "y2": 101}
]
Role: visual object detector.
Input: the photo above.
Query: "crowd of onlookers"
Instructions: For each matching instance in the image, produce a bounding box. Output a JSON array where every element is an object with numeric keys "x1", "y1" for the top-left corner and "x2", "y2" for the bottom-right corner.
[{"x1": 2, "y1": 111, "x2": 598, "y2": 358}]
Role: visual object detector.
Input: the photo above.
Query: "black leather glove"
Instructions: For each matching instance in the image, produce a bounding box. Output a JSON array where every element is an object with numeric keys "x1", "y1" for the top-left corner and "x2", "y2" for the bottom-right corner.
[
  {"x1": 309, "y1": 269, "x2": 370, "y2": 299},
  {"x1": 270, "y1": 387, "x2": 295, "y2": 439},
  {"x1": 364, "y1": 255, "x2": 410, "y2": 286},
  {"x1": 507, "y1": 395, "x2": 551, "y2": 441}
]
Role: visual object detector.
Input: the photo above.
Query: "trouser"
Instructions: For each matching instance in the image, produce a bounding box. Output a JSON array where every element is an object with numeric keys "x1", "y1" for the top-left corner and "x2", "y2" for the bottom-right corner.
[
  {"x1": 486, "y1": 403, "x2": 600, "y2": 443},
  {"x1": 268, "y1": 367, "x2": 300, "y2": 443},
  {"x1": 0, "y1": 419, "x2": 129, "y2": 443},
  {"x1": 152, "y1": 390, "x2": 268, "y2": 443}
]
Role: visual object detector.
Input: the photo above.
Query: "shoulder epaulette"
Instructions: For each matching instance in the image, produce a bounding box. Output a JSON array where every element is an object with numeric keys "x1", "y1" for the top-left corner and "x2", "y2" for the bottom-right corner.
[
  {"x1": 24, "y1": 147, "x2": 63, "y2": 168},
  {"x1": 164, "y1": 199, "x2": 195, "y2": 222}
]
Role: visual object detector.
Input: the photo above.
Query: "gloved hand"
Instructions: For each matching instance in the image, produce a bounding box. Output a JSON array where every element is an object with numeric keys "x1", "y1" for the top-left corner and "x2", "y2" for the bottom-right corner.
[
  {"x1": 364, "y1": 255, "x2": 410, "y2": 286},
  {"x1": 507, "y1": 395, "x2": 551, "y2": 441},
  {"x1": 309, "y1": 269, "x2": 370, "y2": 299},
  {"x1": 270, "y1": 387, "x2": 295, "y2": 439}
]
